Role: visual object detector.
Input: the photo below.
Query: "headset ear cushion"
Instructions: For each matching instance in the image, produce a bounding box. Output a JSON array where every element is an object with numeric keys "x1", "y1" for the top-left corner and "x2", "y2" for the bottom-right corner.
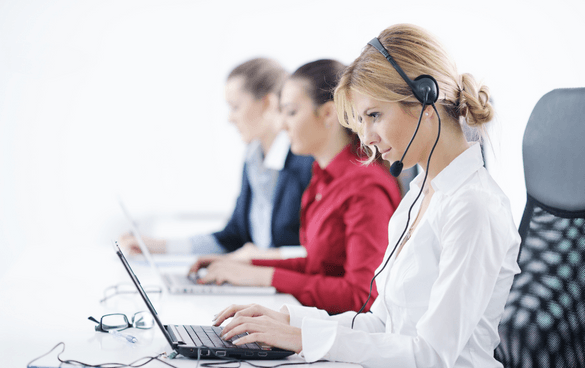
[{"x1": 413, "y1": 75, "x2": 439, "y2": 104}]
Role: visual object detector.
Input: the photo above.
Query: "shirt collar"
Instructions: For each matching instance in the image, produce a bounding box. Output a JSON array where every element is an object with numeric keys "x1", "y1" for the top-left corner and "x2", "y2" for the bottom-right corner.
[
  {"x1": 245, "y1": 130, "x2": 291, "y2": 171},
  {"x1": 312, "y1": 144, "x2": 356, "y2": 181},
  {"x1": 410, "y1": 142, "x2": 484, "y2": 194}
]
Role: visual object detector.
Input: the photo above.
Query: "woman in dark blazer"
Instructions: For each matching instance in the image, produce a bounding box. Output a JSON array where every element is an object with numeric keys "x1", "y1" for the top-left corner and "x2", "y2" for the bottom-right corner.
[{"x1": 121, "y1": 58, "x2": 313, "y2": 257}]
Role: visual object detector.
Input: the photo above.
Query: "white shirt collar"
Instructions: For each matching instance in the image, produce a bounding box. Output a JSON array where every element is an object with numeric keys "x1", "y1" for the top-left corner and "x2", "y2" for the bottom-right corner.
[
  {"x1": 246, "y1": 130, "x2": 290, "y2": 171},
  {"x1": 410, "y1": 142, "x2": 484, "y2": 195}
]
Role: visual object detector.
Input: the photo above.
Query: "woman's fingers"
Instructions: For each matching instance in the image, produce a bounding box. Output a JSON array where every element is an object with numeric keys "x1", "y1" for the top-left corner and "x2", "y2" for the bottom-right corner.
[
  {"x1": 212, "y1": 304, "x2": 254, "y2": 327},
  {"x1": 215, "y1": 304, "x2": 289, "y2": 330},
  {"x1": 197, "y1": 261, "x2": 229, "y2": 284},
  {"x1": 221, "y1": 306, "x2": 277, "y2": 337},
  {"x1": 221, "y1": 317, "x2": 259, "y2": 341},
  {"x1": 188, "y1": 255, "x2": 221, "y2": 275},
  {"x1": 220, "y1": 315, "x2": 302, "y2": 354}
]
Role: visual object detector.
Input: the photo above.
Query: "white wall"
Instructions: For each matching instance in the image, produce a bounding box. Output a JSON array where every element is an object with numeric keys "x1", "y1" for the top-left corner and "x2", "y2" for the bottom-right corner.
[{"x1": 1, "y1": 0, "x2": 584, "y2": 278}]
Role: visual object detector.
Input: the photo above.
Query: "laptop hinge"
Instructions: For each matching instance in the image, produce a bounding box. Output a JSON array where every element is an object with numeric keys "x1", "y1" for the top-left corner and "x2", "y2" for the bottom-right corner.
[{"x1": 168, "y1": 325, "x2": 187, "y2": 345}]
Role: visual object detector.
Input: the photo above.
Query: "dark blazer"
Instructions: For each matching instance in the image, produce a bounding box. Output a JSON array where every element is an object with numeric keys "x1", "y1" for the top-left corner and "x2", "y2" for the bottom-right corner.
[{"x1": 213, "y1": 151, "x2": 314, "y2": 252}]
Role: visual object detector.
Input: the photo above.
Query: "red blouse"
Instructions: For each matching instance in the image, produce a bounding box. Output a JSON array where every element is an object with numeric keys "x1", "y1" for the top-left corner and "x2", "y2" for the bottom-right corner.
[{"x1": 253, "y1": 145, "x2": 401, "y2": 314}]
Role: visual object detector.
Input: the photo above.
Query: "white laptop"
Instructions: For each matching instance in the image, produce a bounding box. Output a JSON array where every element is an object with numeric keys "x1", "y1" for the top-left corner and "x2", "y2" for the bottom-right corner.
[{"x1": 118, "y1": 200, "x2": 277, "y2": 295}]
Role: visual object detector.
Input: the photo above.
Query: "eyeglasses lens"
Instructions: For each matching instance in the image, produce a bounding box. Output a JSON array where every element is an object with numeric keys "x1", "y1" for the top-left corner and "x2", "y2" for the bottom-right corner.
[
  {"x1": 101, "y1": 314, "x2": 130, "y2": 331},
  {"x1": 132, "y1": 311, "x2": 155, "y2": 329}
]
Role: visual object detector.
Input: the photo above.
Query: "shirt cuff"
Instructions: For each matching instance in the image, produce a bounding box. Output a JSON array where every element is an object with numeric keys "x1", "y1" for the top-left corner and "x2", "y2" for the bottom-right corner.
[
  {"x1": 300, "y1": 317, "x2": 338, "y2": 362},
  {"x1": 279, "y1": 246, "x2": 307, "y2": 259},
  {"x1": 283, "y1": 304, "x2": 329, "y2": 328},
  {"x1": 165, "y1": 237, "x2": 192, "y2": 254},
  {"x1": 166, "y1": 234, "x2": 226, "y2": 254}
]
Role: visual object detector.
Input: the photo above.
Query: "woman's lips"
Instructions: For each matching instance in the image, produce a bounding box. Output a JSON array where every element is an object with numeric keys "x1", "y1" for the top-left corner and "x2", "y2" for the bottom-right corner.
[{"x1": 380, "y1": 147, "x2": 392, "y2": 158}]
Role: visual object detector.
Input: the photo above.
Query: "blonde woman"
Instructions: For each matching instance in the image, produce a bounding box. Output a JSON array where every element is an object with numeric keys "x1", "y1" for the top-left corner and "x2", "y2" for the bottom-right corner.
[{"x1": 211, "y1": 24, "x2": 521, "y2": 368}]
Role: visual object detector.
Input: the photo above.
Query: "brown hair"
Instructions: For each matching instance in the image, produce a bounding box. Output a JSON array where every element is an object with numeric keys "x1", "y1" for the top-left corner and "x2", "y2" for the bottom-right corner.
[
  {"x1": 291, "y1": 59, "x2": 384, "y2": 164},
  {"x1": 227, "y1": 58, "x2": 288, "y2": 100},
  {"x1": 335, "y1": 24, "x2": 493, "y2": 138},
  {"x1": 290, "y1": 59, "x2": 346, "y2": 107}
]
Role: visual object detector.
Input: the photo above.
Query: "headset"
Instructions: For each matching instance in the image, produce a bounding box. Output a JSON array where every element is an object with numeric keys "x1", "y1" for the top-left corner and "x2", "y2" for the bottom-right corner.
[
  {"x1": 351, "y1": 37, "x2": 442, "y2": 328},
  {"x1": 367, "y1": 37, "x2": 439, "y2": 177}
]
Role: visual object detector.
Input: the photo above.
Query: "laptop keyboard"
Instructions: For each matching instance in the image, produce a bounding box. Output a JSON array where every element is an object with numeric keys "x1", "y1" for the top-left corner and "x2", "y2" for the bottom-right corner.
[{"x1": 184, "y1": 325, "x2": 262, "y2": 350}]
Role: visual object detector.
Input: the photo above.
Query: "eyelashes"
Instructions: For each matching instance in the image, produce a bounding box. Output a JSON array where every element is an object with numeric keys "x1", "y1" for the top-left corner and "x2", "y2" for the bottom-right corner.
[
  {"x1": 357, "y1": 112, "x2": 380, "y2": 125},
  {"x1": 367, "y1": 112, "x2": 380, "y2": 120}
]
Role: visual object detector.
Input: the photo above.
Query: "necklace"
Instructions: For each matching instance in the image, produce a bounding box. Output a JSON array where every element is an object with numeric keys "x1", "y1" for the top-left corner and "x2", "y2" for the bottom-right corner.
[{"x1": 398, "y1": 222, "x2": 416, "y2": 255}]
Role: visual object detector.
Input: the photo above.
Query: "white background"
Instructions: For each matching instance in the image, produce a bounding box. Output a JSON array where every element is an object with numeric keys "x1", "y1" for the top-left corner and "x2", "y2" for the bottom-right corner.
[{"x1": 1, "y1": 0, "x2": 584, "y2": 279}]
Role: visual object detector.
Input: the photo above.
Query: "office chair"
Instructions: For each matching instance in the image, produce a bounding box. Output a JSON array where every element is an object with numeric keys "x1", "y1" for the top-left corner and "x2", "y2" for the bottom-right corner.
[{"x1": 495, "y1": 88, "x2": 585, "y2": 367}]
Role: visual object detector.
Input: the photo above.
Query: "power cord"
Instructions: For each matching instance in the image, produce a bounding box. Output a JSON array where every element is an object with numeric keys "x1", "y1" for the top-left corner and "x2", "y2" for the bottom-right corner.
[
  {"x1": 27, "y1": 342, "x2": 327, "y2": 368},
  {"x1": 27, "y1": 342, "x2": 178, "y2": 368}
]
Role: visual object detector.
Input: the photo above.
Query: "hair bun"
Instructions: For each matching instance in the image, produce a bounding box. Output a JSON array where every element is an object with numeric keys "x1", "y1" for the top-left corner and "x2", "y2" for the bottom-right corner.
[{"x1": 458, "y1": 73, "x2": 494, "y2": 127}]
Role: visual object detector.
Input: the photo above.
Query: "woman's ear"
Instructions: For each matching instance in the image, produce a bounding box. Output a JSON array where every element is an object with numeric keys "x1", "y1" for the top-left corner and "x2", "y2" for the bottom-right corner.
[
  {"x1": 423, "y1": 105, "x2": 435, "y2": 119},
  {"x1": 318, "y1": 101, "x2": 337, "y2": 127},
  {"x1": 262, "y1": 93, "x2": 280, "y2": 115}
]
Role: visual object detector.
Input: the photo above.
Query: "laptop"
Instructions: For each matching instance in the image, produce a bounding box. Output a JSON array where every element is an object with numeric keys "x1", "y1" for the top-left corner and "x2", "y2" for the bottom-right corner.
[
  {"x1": 118, "y1": 199, "x2": 277, "y2": 295},
  {"x1": 113, "y1": 241, "x2": 294, "y2": 360}
]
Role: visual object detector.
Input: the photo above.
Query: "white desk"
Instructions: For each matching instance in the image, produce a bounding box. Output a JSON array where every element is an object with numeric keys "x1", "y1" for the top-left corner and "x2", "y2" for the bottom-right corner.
[{"x1": 0, "y1": 241, "x2": 359, "y2": 368}]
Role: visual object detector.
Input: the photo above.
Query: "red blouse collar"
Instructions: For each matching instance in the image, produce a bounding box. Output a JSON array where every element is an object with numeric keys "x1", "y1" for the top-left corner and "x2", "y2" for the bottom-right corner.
[{"x1": 311, "y1": 144, "x2": 361, "y2": 183}]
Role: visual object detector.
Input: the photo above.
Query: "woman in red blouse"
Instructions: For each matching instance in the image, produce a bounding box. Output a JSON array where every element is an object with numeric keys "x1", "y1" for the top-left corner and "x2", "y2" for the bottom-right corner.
[{"x1": 191, "y1": 60, "x2": 402, "y2": 314}]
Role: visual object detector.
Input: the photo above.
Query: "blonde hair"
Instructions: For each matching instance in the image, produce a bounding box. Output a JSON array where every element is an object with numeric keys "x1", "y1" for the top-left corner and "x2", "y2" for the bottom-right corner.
[{"x1": 335, "y1": 24, "x2": 493, "y2": 157}]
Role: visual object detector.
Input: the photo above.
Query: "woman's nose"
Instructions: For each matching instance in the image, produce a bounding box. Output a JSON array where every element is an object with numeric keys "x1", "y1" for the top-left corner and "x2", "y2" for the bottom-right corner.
[
  {"x1": 361, "y1": 120, "x2": 379, "y2": 146},
  {"x1": 227, "y1": 111, "x2": 236, "y2": 124},
  {"x1": 279, "y1": 116, "x2": 288, "y2": 131}
]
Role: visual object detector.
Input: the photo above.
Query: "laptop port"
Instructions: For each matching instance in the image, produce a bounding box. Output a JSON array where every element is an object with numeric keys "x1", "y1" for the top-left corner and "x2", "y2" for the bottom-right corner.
[
  {"x1": 245, "y1": 351, "x2": 254, "y2": 357},
  {"x1": 215, "y1": 351, "x2": 226, "y2": 357},
  {"x1": 258, "y1": 352, "x2": 268, "y2": 357},
  {"x1": 201, "y1": 349, "x2": 211, "y2": 356}
]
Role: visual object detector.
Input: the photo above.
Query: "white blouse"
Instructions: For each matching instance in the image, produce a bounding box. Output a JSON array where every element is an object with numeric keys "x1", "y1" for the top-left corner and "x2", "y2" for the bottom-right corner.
[{"x1": 285, "y1": 143, "x2": 521, "y2": 368}]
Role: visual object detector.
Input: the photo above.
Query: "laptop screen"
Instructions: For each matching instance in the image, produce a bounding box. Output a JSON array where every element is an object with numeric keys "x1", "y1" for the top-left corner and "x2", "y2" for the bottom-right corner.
[{"x1": 113, "y1": 241, "x2": 176, "y2": 349}]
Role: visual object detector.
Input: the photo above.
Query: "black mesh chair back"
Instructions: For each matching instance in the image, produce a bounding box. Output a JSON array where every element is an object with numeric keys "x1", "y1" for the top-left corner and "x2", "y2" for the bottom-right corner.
[{"x1": 495, "y1": 88, "x2": 585, "y2": 367}]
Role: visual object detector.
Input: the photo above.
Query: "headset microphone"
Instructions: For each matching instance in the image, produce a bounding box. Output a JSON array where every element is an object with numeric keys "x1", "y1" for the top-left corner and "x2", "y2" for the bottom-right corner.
[
  {"x1": 367, "y1": 37, "x2": 439, "y2": 177},
  {"x1": 389, "y1": 161, "x2": 403, "y2": 177}
]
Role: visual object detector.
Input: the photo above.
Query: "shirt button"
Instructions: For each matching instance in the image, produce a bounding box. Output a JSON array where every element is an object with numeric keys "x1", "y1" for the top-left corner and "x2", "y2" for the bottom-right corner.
[{"x1": 315, "y1": 193, "x2": 322, "y2": 201}]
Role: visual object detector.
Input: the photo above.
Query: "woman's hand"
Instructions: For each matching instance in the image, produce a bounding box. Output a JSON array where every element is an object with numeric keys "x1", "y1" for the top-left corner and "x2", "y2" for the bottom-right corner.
[
  {"x1": 213, "y1": 303, "x2": 290, "y2": 326},
  {"x1": 188, "y1": 243, "x2": 285, "y2": 276},
  {"x1": 118, "y1": 233, "x2": 167, "y2": 254},
  {"x1": 197, "y1": 260, "x2": 274, "y2": 286},
  {"x1": 213, "y1": 304, "x2": 301, "y2": 354},
  {"x1": 229, "y1": 242, "x2": 283, "y2": 260},
  {"x1": 188, "y1": 254, "x2": 225, "y2": 275}
]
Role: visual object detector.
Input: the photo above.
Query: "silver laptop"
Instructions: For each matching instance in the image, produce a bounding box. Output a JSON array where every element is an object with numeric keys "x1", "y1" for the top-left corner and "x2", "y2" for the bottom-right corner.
[{"x1": 118, "y1": 199, "x2": 277, "y2": 295}]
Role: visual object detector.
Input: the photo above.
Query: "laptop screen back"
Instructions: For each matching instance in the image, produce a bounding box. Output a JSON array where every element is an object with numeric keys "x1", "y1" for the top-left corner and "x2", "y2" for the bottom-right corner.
[{"x1": 113, "y1": 241, "x2": 175, "y2": 349}]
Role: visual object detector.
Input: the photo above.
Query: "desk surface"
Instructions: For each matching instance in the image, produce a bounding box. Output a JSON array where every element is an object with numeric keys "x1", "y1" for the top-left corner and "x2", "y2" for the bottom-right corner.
[{"x1": 0, "y1": 241, "x2": 359, "y2": 368}]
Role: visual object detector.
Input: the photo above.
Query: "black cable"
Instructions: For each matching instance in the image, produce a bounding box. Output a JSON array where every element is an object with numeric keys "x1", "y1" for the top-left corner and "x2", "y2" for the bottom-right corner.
[
  {"x1": 29, "y1": 340, "x2": 327, "y2": 368},
  {"x1": 199, "y1": 357, "x2": 329, "y2": 368},
  {"x1": 351, "y1": 102, "x2": 441, "y2": 329},
  {"x1": 27, "y1": 342, "x2": 179, "y2": 368}
]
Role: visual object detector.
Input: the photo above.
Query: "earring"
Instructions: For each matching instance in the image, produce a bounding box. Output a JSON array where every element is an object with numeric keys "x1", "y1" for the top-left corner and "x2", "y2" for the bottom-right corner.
[{"x1": 425, "y1": 113, "x2": 429, "y2": 116}]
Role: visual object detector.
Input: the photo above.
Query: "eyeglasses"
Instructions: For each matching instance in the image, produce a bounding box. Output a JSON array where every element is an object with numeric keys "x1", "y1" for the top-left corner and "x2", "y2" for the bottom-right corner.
[
  {"x1": 100, "y1": 283, "x2": 162, "y2": 303},
  {"x1": 88, "y1": 311, "x2": 154, "y2": 332}
]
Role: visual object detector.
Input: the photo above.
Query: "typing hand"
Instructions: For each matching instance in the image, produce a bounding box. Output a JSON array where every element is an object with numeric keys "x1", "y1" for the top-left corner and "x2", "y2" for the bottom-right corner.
[
  {"x1": 118, "y1": 233, "x2": 166, "y2": 255},
  {"x1": 196, "y1": 260, "x2": 274, "y2": 287},
  {"x1": 212, "y1": 303, "x2": 290, "y2": 327},
  {"x1": 188, "y1": 254, "x2": 225, "y2": 276},
  {"x1": 215, "y1": 304, "x2": 301, "y2": 354},
  {"x1": 230, "y1": 242, "x2": 284, "y2": 260}
]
